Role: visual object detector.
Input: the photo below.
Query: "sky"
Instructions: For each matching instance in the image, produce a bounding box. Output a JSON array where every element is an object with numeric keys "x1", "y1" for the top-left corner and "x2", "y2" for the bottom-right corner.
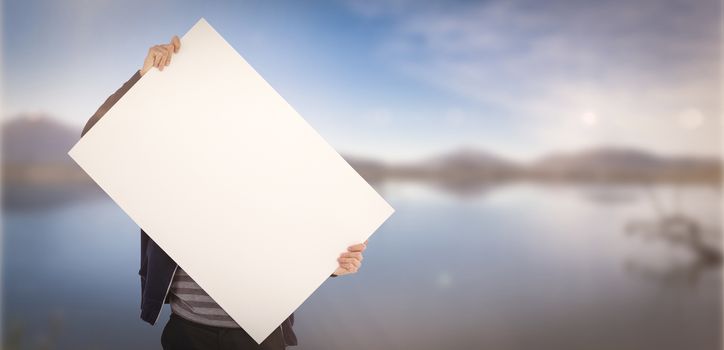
[{"x1": 3, "y1": 0, "x2": 721, "y2": 162}]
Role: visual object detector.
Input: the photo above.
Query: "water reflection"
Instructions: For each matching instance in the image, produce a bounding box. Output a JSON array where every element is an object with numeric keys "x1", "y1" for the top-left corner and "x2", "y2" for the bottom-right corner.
[
  {"x1": 3, "y1": 181, "x2": 720, "y2": 350},
  {"x1": 624, "y1": 185, "x2": 721, "y2": 287}
]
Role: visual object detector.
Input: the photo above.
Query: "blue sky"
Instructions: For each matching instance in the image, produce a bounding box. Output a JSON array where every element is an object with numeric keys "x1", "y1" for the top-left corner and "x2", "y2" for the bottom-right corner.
[{"x1": 3, "y1": 0, "x2": 720, "y2": 161}]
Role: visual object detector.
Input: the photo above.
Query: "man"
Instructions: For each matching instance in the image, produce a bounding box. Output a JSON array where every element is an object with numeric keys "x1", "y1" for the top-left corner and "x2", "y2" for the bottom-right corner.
[{"x1": 81, "y1": 35, "x2": 368, "y2": 350}]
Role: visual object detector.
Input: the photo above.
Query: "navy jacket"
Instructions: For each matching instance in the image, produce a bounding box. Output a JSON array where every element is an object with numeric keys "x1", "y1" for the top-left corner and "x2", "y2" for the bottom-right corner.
[
  {"x1": 138, "y1": 229, "x2": 298, "y2": 346},
  {"x1": 81, "y1": 70, "x2": 305, "y2": 347}
]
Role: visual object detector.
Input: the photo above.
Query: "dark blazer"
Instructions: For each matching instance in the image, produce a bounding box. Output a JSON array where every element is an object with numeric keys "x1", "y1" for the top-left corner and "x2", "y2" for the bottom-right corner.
[{"x1": 80, "y1": 70, "x2": 323, "y2": 347}]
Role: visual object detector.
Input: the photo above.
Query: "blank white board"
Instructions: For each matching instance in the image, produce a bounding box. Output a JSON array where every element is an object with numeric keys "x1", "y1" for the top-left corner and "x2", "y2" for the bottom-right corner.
[{"x1": 68, "y1": 18, "x2": 394, "y2": 344}]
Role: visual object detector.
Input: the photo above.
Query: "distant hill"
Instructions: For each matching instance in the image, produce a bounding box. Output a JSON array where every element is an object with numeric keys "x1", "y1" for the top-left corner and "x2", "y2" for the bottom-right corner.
[
  {"x1": 342, "y1": 155, "x2": 389, "y2": 182},
  {"x1": 2, "y1": 115, "x2": 95, "y2": 210},
  {"x1": 425, "y1": 148, "x2": 518, "y2": 173},
  {"x1": 530, "y1": 147, "x2": 721, "y2": 182},
  {"x1": 2, "y1": 114, "x2": 721, "y2": 210},
  {"x1": 3, "y1": 114, "x2": 80, "y2": 165},
  {"x1": 2, "y1": 114, "x2": 89, "y2": 186},
  {"x1": 2, "y1": 114, "x2": 720, "y2": 187},
  {"x1": 382, "y1": 148, "x2": 521, "y2": 183}
]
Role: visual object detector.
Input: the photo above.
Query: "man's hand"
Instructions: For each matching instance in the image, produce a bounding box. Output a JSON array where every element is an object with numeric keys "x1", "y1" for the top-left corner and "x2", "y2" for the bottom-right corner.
[
  {"x1": 140, "y1": 35, "x2": 181, "y2": 76},
  {"x1": 333, "y1": 240, "x2": 368, "y2": 276}
]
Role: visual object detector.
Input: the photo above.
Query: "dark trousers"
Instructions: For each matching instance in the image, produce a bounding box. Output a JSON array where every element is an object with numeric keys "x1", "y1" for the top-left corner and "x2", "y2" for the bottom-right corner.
[{"x1": 161, "y1": 313, "x2": 287, "y2": 350}]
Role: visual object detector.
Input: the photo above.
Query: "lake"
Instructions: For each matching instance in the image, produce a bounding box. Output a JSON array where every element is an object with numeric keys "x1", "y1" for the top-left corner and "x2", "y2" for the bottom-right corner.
[{"x1": 3, "y1": 181, "x2": 721, "y2": 350}]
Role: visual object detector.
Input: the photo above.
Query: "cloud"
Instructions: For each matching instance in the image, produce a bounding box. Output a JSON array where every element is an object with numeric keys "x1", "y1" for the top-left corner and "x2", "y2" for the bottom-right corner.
[
  {"x1": 347, "y1": 0, "x2": 720, "y2": 157},
  {"x1": 361, "y1": 107, "x2": 394, "y2": 127}
]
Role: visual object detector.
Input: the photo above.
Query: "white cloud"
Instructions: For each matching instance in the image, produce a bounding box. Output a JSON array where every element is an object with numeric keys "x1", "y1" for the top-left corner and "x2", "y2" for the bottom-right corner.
[
  {"x1": 360, "y1": 107, "x2": 394, "y2": 127},
  {"x1": 348, "y1": 0, "x2": 721, "y2": 157}
]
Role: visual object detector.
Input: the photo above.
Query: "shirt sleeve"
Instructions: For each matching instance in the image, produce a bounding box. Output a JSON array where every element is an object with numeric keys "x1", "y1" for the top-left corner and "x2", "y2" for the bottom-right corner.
[{"x1": 81, "y1": 70, "x2": 142, "y2": 137}]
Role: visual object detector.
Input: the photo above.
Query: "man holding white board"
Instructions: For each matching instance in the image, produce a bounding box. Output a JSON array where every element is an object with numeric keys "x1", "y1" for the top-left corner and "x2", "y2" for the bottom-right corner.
[{"x1": 81, "y1": 35, "x2": 370, "y2": 350}]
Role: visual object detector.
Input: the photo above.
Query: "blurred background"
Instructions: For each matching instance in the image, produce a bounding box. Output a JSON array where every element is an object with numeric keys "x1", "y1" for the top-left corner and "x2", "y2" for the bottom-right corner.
[{"x1": 2, "y1": 0, "x2": 721, "y2": 349}]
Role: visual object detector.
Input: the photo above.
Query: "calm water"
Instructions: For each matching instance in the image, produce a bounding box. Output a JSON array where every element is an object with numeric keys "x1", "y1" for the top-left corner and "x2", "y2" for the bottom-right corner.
[{"x1": 3, "y1": 182, "x2": 721, "y2": 350}]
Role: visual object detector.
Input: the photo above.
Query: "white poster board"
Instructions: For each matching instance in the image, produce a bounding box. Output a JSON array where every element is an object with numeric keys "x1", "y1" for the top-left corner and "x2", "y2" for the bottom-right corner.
[{"x1": 68, "y1": 18, "x2": 394, "y2": 344}]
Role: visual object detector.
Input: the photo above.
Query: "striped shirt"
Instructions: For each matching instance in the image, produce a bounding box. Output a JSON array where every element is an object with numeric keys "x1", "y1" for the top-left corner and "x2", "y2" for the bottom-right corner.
[{"x1": 169, "y1": 266, "x2": 241, "y2": 328}]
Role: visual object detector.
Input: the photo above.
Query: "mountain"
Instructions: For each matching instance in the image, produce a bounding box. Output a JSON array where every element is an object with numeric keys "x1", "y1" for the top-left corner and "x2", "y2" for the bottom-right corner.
[
  {"x1": 2, "y1": 115, "x2": 720, "y2": 185},
  {"x1": 342, "y1": 155, "x2": 389, "y2": 182},
  {"x1": 425, "y1": 147, "x2": 518, "y2": 172},
  {"x1": 3, "y1": 114, "x2": 80, "y2": 165},
  {"x1": 530, "y1": 146, "x2": 721, "y2": 182},
  {"x1": 2, "y1": 114, "x2": 88, "y2": 187},
  {"x1": 3, "y1": 114, "x2": 718, "y2": 210}
]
